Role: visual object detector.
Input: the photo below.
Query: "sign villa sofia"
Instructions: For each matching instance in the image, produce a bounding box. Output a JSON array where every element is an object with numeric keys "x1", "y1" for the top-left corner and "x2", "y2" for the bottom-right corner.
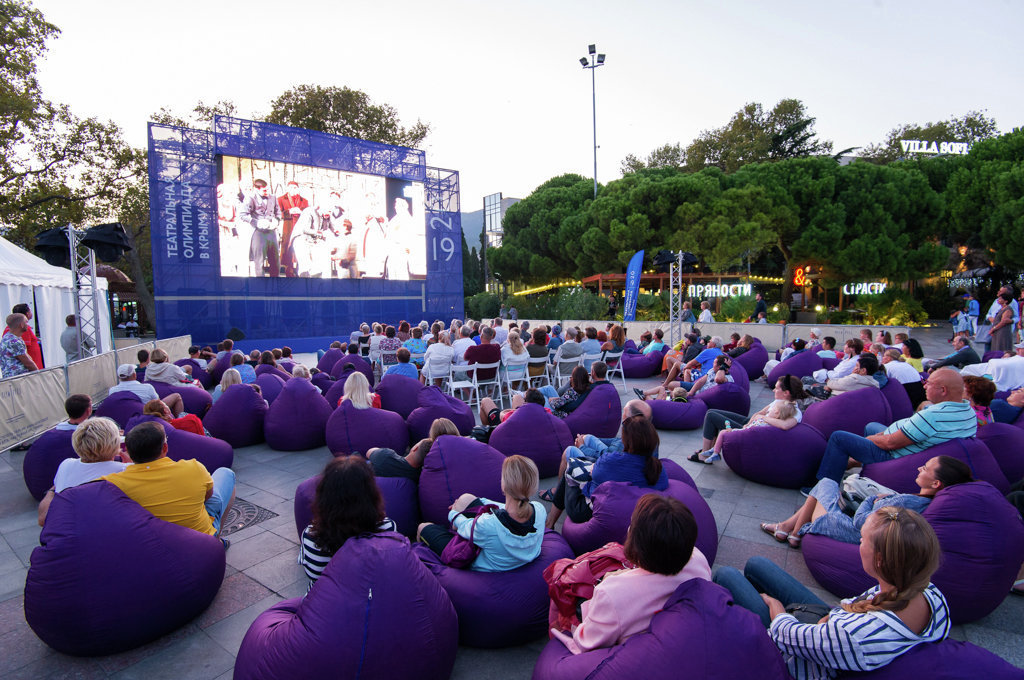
[{"x1": 899, "y1": 139, "x2": 972, "y2": 155}]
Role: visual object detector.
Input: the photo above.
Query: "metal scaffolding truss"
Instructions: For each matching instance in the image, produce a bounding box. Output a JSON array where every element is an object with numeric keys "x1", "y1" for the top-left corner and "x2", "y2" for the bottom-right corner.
[
  {"x1": 68, "y1": 228, "x2": 101, "y2": 359},
  {"x1": 668, "y1": 251, "x2": 686, "y2": 347}
]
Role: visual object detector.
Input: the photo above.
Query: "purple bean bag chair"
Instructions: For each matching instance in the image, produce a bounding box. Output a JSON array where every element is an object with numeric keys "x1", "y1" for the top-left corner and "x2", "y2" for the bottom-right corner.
[
  {"x1": 264, "y1": 378, "x2": 333, "y2": 451},
  {"x1": 203, "y1": 383, "x2": 269, "y2": 448},
  {"x1": 174, "y1": 358, "x2": 212, "y2": 388},
  {"x1": 982, "y1": 350, "x2": 1005, "y2": 362},
  {"x1": 255, "y1": 373, "x2": 286, "y2": 405},
  {"x1": 315, "y1": 347, "x2": 345, "y2": 373},
  {"x1": 124, "y1": 414, "x2": 234, "y2": 471},
  {"x1": 489, "y1": 403, "x2": 573, "y2": 478},
  {"x1": 803, "y1": 388, "x2": 893, "y2": 440},
  {"x1": 208, "y1": 357, "x2": 228, "y2": 386},
  {"x1": 293, "y1": 473, "x2": 421, "y2": 539},
  {"x1": 767, "y1": 351, "x2": 824, "y2": 385},
  {"x1": 561, "y1": 480, "x2": 718, "y2": 563},
  {"x1": 836, "y1": 639, "x2": 1024, "y2": 679},
  {"x1": 861, "y1": 437, "x2": 1009, "y2": 495},
  {"x1": 531, "y1": 579, "x2": 790, "y2": 680},
  {"x1": 879, "y1": 377, "x2": 914, "y2": 422},
  {"x1": 412, "y1": 530, "x2": 574, "y2": 648},
  {"x1": 325, "y1": 400, "x2": 408, "y2": 457},
  {"x1": 278, "y1": 360, "x2": 295, "y2": 374},
  {"x1": 623, "y1": 339, "x2": 637, "y2": 352},
  {"x1": 419, "y1": 435, "x2": 505, "y2": 524},
  {"x1": 621, "y1": 349, "x2": 666, "y2": 378},
  {"x1": 330, "y1": 354, "x2": 374, "y2": 386},
  {"x1": 374, "y1": 373, "x2": 424, "y2": 419},
  {"x1": 310, "y1": 371, "x2": 334, "y2": 395},
  {"x1": 25, "y1": 481, "x2": 224, "y2": 656},
  {"x1": 148, "y1": 380, "x2": 213, "y2": 418},
  {"x1": 662, "y1": 458, "x2": 696, "y2": 487},
  {"x1": 255, "y1": 363, "x2": 291, "y2": 382},
  {"x1": 803, "y1": 481, "x2": 1024, "y2": 624},
  {"x1": 563, "y1": 382, "x2": 622, "y2": 439},
  {"x1": 324, "y1": 372, "x2": 353, "y2": 409},
  {"x1": 95, "y1": 391, "x2": 145, "y2": 429},
  {"x1": 406, "y1": 386, "x2": 475, "y2": 442},
  {"x1": 722, "y1": 423, "x2": 829, "y2": 489},
  {"x1": 649, "y1": 397, "x2": 708, "y2": 431},
  {"x1": 734, "y1": 342, "x2": 770, "y2": 379},
  {"x1": 22, "y1": 429, "x2": 75, "y2": 500},
  {"x1": 694, "y1": 381, "x2": 751, "y2": 415},
  {"x1": 234, "y1": 532, "x2": 457, "y2": 680},
  {"x1": 729, "y1": 361, "x2": 750, "y2": 392},
  {"x1": 976, "y1": 423, "x2": 1024, "y2": 484},
  {"x1": 821, "y1": 355, "x2": 841, "y2": 370}
]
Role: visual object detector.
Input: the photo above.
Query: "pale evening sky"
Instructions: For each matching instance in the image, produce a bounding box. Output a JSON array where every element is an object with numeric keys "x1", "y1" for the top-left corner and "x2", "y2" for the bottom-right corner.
[{"x1": 34, "y1": 0, "x2": 1024, "y2": 212}]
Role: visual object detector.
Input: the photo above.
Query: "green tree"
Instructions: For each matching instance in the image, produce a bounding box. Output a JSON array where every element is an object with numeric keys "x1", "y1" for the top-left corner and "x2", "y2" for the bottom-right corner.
[
  {"x1": 686, "y1": 99, "x2": 832, "y2": 173},
  {"x1": 670, "y1": 183, "x2": 779, "y2": 273},
  {"x1": 620, "y1": 142, "x2": 686, "y2": 175},
  {"x1": 265, "y1": 85, "x2": 429, "y2": 148},
  {"x1": 859, "y1": 111, "x2": 999, "y2": 164},
  {"x1": 0, "y1": 1, "x2": 139, "y2": 264}
]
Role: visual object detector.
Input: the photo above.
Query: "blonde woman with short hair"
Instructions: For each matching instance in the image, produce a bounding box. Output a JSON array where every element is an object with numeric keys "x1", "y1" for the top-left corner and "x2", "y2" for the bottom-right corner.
[
  {"x1": 213, "y1": 368, "x2": 242, "y2": 403},
  {"x1": 38, "y1": 417, "x2": 128, "y2": 526}
]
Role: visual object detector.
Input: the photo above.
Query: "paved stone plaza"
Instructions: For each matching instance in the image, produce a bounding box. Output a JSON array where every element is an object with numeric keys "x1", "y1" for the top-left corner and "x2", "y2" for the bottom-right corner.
[{"x1": 0, "y1": 326, "x2": 1020, "y2": 678}]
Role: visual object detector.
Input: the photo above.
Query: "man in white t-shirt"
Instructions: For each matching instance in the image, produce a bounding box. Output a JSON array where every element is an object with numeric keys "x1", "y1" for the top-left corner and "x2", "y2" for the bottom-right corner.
[
  {"x1": 451, "y1": 325, "x2": 476, "y2": 365},
  {"x1": 109, "y1": 364, "x2": 185, "y2": 416},
  {"x1": 961, "y1": 341, "x2": 1024, "y2": 391}
]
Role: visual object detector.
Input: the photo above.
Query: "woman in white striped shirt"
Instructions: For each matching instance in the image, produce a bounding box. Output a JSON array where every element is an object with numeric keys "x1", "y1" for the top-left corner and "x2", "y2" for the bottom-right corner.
[
  {"x1": 298, "y1": 457, "x2": 396, "y2": 590},
  {"x1": 715, "y1": 508, "x2": 949, "y2": 679}
]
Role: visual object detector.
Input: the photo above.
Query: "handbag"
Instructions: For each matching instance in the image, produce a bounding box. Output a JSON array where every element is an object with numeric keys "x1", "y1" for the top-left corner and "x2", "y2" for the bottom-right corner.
[
  {"x1": 839, "y1": 473, "x2": 897, "y2": 516},
  {"x1": 785, "y1": 602, "x2": 832, "y2": 624},
  {"x1": 974, "y1": 323, "x2": 992, "y2": 344},
  {"x1": 543, "y1": 542, "x2": 633, "y2": 632},
  {"x1": 439, "y1": 503, "x2": 498, "y2": 569}
]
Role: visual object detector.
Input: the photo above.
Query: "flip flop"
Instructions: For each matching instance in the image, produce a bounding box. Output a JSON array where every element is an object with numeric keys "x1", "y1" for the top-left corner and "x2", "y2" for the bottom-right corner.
[
  {"x1": 538, "y1": 488, "x2": 557, "y2": 503},
  {"x1": 760, "y1": 523, "x2": 789, "y2": 542},
  {"x1": 1011, "y1": 579, "x2": 1024, "y2": 596},
  {"x1": 687, "y1": 452, "x2": 712, "y2": 465}
]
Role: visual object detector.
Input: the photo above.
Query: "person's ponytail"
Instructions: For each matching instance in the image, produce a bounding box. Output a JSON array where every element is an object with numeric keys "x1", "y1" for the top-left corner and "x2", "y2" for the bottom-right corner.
[{"x1": 644, "y1": 455, "x2": 663, "y2": 486}]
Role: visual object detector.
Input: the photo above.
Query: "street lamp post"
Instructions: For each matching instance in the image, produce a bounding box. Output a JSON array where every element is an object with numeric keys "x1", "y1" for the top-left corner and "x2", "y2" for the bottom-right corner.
[{"x1": 579, "y1": 44, "x2": 605, "y2": 199}]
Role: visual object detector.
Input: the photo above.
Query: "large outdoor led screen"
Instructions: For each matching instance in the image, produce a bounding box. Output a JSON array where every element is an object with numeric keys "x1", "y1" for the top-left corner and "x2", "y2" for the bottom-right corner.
[{"x1": 217, "y1": 155, "x2": 427, "y2": 280}]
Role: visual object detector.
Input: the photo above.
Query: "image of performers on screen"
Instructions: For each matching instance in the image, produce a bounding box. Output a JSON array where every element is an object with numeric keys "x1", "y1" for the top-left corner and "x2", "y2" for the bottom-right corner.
[{"x1": 217, "y1": 156, "x2": 427, "y2": 281}]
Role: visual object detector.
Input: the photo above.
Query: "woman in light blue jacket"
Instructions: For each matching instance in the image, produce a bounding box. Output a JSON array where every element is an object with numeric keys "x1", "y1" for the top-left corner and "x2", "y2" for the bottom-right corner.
[{"x1": 417, "y1": 455, "x2": 546, "y2": 572}]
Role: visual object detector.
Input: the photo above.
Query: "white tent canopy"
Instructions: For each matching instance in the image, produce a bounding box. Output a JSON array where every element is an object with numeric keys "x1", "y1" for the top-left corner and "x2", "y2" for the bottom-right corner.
[{"x1": 0, "y1": 235, "x2": 112, "y2": 369}]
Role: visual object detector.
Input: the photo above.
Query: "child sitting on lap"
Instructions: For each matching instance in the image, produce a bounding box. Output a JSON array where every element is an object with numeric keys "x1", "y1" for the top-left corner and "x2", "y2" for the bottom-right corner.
[{"x1": 700, "y1": 401, "x2": 797, "y2": 463}]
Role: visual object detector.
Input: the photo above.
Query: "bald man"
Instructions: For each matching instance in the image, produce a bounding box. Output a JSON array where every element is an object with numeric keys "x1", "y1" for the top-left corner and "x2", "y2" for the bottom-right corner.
[{"x1": 810, "y1": 368, "x2": 977, "y2": 489}]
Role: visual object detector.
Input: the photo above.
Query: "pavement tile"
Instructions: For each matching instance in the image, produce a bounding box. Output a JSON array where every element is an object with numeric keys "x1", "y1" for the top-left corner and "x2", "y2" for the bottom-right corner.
[
  {"x1": 107, "y1": 631, "x2": 235, "y2": 680},
  {"x1": 204, "y1": 594, "x2": 281, "y2": 657},
  {"x1": 224, "y1": 532, "x2": 294, "y2": 572},
  {"x1": 195, "y1": 572, "x2": 274, "y2": 629},
  {"x1": 243, "y1": 549, "x2": 304, "y2": 593}
]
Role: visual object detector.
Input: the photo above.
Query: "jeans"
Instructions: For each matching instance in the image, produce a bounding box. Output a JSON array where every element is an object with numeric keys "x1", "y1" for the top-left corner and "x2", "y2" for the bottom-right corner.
[
  {"x1": 538, "y1": 385, "x2": 559, "y2": 409},
  {"x1": 815, "y1": 429, "x2": 894, "y2": 484},
  {"x1": 678, "y1": 381, "x2": 695, "y2": 391},
  {"x1": 205, "y1": 467, "x2": 236, "y2": 533},
  {"x1": 713, "y1": 557, "x2": 827, "y2": 628}
]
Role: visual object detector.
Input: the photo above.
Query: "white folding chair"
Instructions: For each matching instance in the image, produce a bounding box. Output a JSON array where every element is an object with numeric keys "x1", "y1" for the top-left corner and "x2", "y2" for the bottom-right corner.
[
  {"x1": 527, "y1": 356, "x2": 551, "y2": 388},
  {"x1": 602, "y1": 350, "x2": 626, "y2": 391},
  {"x1": 551, "y1": 355, "x2": 584, "y2": 389},
  {"x1": 448, "y1": 363, "x2": 480, "y2": 407},
  {"x1": 471, "y1": 361, "x2": 503, "y2": 409},
  {"x1": 408, "y1": 353, "x2": 426, "y2": 378},
  {"x1": 502, "y1": 356, "x2": 530, "y2": 394},
  {"x1": 377, "y1": 349, "x2": 398, "y2": 373},
  {"x1": 581, "y1": 352, "x2": 603, "y2": 373},
  {"x1": 422, "y1": 356, "x2": 451, "y2": 389}
]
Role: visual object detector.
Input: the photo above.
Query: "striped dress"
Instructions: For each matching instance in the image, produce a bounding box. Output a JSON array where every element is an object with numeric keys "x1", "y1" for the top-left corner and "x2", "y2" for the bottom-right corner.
[
  {"x1": 769, "y1": 584, "x2": 950, "y2": 679},
  {"x1": 299, "y1": 519, "x2": 396, "y2": 590}
]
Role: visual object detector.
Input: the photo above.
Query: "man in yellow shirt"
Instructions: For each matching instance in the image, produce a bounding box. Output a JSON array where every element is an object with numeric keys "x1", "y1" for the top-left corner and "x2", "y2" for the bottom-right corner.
[{"x1": 104, "y1": 422, "x2": 235, "y2": 541}]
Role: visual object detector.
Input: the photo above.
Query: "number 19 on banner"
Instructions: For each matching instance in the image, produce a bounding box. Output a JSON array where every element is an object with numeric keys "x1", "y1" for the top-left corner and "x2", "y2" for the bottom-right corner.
[{"x1": 433, "y1": 237, "x2": 455, "y2": 262}]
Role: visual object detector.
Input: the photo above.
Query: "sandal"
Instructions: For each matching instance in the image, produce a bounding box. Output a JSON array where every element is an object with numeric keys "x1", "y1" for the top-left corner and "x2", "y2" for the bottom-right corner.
[
  {"x1": 538, "y1": 488, "x2": 557, "y2": 503},
  {"x1": 633, "y1": 387, "x2": 647, "y2": 401},
  {"x1": 760, "y1": 523, "x2": 789, "y2": 543},
  {"x1": 1011, "y1": 579, "x2": 1024, "y2": 596},
  {"x1": 787, "y1": 534, "x2": 802, "y2": 549},
  {"x1": 687, "y1": 452, "x2": 712, "y2": 465}
]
